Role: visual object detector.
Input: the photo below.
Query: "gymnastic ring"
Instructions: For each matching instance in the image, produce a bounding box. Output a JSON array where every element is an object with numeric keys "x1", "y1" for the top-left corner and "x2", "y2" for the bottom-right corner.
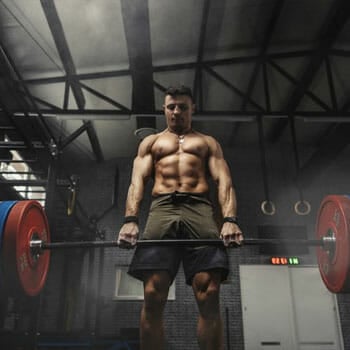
[
  {"x1": 261, "y1": 200, "x2": 276, "y2": 216},
  {"x1": 294, "y1": 200, "x2": 311, "y2": 216}
]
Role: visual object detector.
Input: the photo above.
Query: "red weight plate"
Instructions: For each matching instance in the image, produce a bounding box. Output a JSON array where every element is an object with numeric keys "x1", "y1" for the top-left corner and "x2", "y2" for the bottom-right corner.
[
  {"x1": 2, "y1": 200, "x2": 50, "y2": 296},
  {"x1": 316, "y1": 195, "x2": 350, "y2": 293}
]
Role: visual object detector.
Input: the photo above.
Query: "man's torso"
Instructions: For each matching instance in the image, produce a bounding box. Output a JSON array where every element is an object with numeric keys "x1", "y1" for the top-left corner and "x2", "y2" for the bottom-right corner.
[{"x1": 150, "y1": 130, "x2": 211, "y2": 195}]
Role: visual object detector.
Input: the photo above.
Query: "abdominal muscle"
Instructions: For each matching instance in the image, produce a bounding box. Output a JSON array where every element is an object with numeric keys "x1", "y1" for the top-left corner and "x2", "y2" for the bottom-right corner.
[{"x1": 152, "y1": 152, "x2": 209, "y2": 195}]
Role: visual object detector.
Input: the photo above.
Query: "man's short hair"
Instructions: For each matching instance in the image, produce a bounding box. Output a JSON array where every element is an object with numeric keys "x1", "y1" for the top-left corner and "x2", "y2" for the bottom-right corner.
[{"x1": 165, "y1": 85, "x2": 194, "y2": 101}]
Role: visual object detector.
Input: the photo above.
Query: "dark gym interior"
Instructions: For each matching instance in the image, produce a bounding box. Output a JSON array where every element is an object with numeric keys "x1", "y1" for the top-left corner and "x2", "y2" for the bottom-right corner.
[{"x1": 0, "y1": 0, "x2": 350, "y2": 349}]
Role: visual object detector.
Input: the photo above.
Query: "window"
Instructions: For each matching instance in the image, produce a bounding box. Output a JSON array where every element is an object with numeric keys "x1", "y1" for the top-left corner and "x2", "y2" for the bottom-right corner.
[
  {"x1": 114, "y1": 266, "x2": 176, "y2": 300},
  {"x1": 0, "y1": 139, "x2": 46, "y2": 206}
]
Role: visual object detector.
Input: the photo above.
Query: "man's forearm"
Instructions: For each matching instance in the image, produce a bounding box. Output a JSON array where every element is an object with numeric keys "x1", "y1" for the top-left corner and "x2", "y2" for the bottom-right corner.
[
  {"x1": 125, "y1": 183, "x2": 144, "y2": 217},
  {"x1": 218, "y1": 185, "x2": 237, "y2": 218}
]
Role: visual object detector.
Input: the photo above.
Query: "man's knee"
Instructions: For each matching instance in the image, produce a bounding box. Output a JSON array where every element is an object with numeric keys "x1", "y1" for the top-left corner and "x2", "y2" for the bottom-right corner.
[
  {"x1": 143, "y1": 272, "x2": 171, "y2": 312},
  {"x1": 194, "y1": 281, "x2": 220, "y2": 305},
  {"x1": 192, "y1": 271, "x2": 222, "y2": 318}
]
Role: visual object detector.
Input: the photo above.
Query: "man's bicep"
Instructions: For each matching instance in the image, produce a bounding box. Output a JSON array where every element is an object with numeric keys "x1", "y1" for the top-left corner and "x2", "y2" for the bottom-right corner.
[
  {"x1": 210, "y1": 157, "x2": 231, "y2": 185},
  {"x1": 208, "y1": 139, "x2": 228, "y2": 181},
  {"x1": 132, "y1": 153, "x2": 153, "y2": 181},
  {"x1": 131, "y1": 136, "x2": 155, "y2": 181}
]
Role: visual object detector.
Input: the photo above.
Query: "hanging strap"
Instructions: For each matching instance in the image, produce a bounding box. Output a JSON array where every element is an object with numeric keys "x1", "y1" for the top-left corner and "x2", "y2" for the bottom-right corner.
[
  {"x1": 289, "y1": 115, "x2": 311, "y2": 215},
  {"x1": 257, "y1": 115, "x2": 275, "y2": 215}
]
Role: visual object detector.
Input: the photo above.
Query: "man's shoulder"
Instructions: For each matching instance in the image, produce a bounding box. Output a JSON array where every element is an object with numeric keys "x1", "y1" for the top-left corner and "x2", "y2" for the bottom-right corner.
[
  {"x1": 137, "y1": 132, "x2": 162, "y2": 156},
  {"x1": 141, "y1": 131, "x2": 163, "y2": 144},
  {"x1": 192, "y1": 130, "x2": 218, "y2": 144}
]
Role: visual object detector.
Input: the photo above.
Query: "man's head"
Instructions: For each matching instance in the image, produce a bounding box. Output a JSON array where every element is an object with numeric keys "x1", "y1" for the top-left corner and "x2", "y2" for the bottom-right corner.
[
  {"x1": 165, "y1": 85, "x2": 194, "y2": 101},
  {"x1": 163, "y1": 85, "x2": 195, "y2": 133}
]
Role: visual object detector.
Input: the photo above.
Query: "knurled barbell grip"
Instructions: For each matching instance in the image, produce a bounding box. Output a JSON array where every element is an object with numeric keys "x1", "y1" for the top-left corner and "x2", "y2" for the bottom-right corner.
[
  {"x1": 31, "y1": 239, "x2": 224, "y2": 250},
  {"x1": 30, "y1": 236, "x2": 334, "y2": 251}
]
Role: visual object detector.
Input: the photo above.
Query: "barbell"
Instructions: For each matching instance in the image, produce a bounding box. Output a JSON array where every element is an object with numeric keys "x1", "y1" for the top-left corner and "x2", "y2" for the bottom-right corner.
[{"x1": 0, "y1": 195, "x2": 349, "y2": 297}]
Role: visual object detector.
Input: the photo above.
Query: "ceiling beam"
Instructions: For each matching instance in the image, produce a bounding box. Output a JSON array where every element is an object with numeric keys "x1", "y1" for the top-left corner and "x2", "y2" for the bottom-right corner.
[
  {"x1": 268, "y1": 60, "x2": 331, "y2": 111},
  {"x1": 41, "y1": 0, "x2": 104, "y2": 161},
  {"x1": 0, "y1": 43, "x2": 56, "y2": 156},
  {"x1": 9, "y1": 109, "x2": 350, "y2": 118},
  {"x1": 60, "y1": 122, "x2": 91, "y2": 150},
  {"x1": 193, "y1": 0, "x2": 211, "y2": 111},
  {"x1": 276, "y1": 0, "x2": 350, "y2": 186},
  {"x1": 24, "y1": 49, "x2": 315, "y2": 85},
  {"x1": 40, "y1": 0, "x2": 85, "y2": 109},
  {"x1": 121, "y1": 0, "x2": 155, "y2": 130},
  {"x1": 79, "y1": 82, "x2": 131, "y2": 112},
  {"x1": 286, "y1": 0, "x2": 350, "y2": 113},
  {"x1": 268, "y1": 0, "x2": 350, "y2": 141},
  {"x1": 204, "y1": 65, "x2": 264, "y2": 111},
  {"x1": 0, "y1": 43, "x2": 57, "y2": 146},
  {"x1": 241, "y1": 0, "x2": 286, "y2": 111}
]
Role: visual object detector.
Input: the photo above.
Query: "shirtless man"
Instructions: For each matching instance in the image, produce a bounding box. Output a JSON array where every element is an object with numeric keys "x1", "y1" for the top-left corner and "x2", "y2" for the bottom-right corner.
[{"x1": 118, "y1": 85, "x2": 243, "y2": 350}]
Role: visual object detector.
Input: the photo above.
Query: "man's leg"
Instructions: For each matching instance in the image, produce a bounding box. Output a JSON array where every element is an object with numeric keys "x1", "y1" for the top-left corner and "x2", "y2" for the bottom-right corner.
[
  {"x1": 192, "y1": 270, "x2": 224, "y2": 350},
  {"x1": 140, "y1": 271, "x2": 172, "y2": 350}
]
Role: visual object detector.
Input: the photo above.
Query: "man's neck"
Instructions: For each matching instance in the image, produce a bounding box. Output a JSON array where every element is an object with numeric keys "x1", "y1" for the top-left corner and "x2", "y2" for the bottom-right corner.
[{"x1": 167, "y1": 127, "x2": 192, "y2": 135}]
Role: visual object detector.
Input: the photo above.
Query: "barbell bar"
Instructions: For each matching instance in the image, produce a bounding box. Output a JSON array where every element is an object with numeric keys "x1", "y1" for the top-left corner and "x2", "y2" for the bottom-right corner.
[
  {"x1": 0, "y1": 195, "x2": 350, "y2": 297},
  {"x1": 29, "y1": 237, "x2": 335, "y2": 250}
]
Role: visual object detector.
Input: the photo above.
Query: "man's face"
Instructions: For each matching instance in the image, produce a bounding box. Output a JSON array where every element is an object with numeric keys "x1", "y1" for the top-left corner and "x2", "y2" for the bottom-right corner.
[{"x1": 163, "y1": 94, "x2": 195, "y2": 132}]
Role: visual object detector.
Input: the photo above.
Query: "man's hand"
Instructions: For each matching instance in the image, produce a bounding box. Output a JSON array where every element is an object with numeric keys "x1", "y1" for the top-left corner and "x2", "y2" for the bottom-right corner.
[
  {"x1": 117, "y1": 222, "x2": 139, "y2": 249},
  {"x1": 220, "y1": 222, "x2": 243, "y2": 247}
]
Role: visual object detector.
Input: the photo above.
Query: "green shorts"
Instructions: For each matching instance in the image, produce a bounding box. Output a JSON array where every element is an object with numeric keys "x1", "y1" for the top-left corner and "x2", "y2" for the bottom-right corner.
[
  {"x1": 143, "y1": 192, "x2": 220, "y2": 240},
  {"x1": 128, "y1": 192, "x2": 229, "y2": 285}
]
